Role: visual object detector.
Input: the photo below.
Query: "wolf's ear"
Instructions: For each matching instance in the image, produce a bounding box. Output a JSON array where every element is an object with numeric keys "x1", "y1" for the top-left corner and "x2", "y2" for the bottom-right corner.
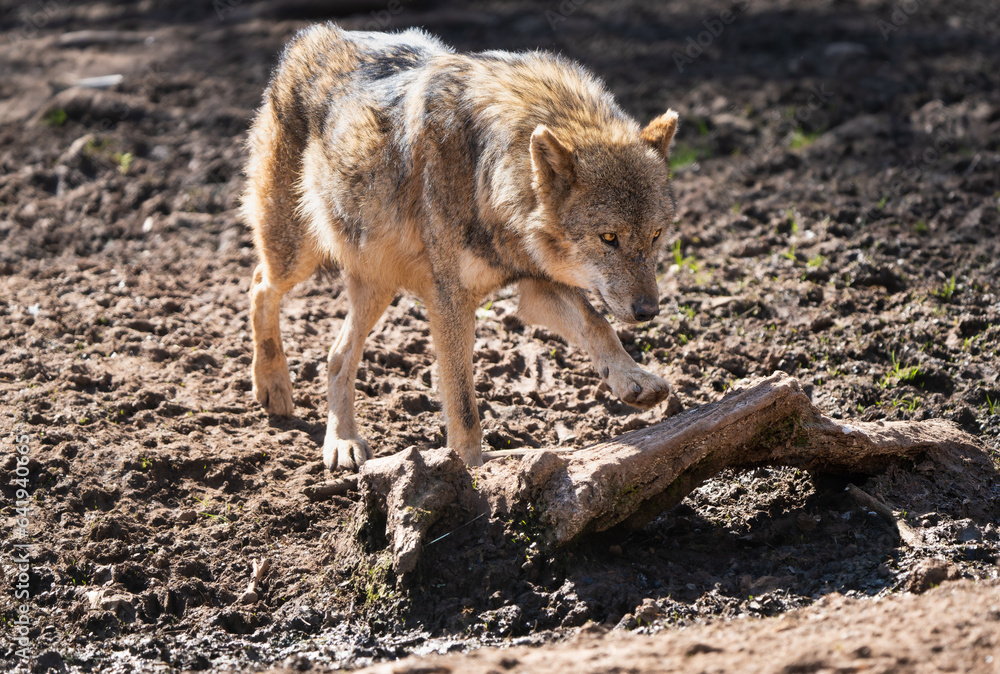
[
  {"x1": 641, "y1": 109, "x2": 679, "y2": 160},
  {"x1": 530, "y1": 125, "x2": 575, "y2": 198}
]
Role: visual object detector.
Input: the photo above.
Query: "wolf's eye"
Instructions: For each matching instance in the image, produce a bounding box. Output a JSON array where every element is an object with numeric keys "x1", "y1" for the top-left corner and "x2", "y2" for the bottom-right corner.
[
  {"x1": 600, "y1": 233, "x2": 618, "y2": 246},
  {"x1": 652, "y1": 228, "x2": 663, "y2": 242}
]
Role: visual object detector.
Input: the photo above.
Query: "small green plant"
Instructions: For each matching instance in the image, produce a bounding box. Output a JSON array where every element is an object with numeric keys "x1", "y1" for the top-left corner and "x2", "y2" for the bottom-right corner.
[
  {"x1": 83, "y1": 137, "x2": 113, "y2": 156},
  {"x1": 785, "y1": 208, "x2": 799, "y2": 234},
  {"x1": 962, "y1": 333, "x2": 983, "y2": 352},
  {"x1": 877, "y1": 195, "x2": 889, "y2": 210},
  {"x1": 113, "y1": 151, "x2": 134, "y2": 175},
  {"x1": 986, "y1": 394, "x2": 997, "y2": 416},
  {"x1": 355, "y1": 552, "x2": 395, "y2": 608},
  {"x1": 914, "y1": 220, "x2": 928, "y2": 235},
  {"x1": 42, "y1": 108, "x2": 67, "y2": 127},
  {"x1": 879, "y1": 350, "x2": 922, "y2": 389},
  {"x1": 807, "y1": 254, "x2": 824, "y2": 269},
  {"x1": 671, "y1": 240, "x2": 700, "y2": 273},
  {"x1": 933, "y1": 276, "x2": 957, "y2": 301},
  {"x1": 789, "y1": 127, "x2": 821, "y2": 150}
]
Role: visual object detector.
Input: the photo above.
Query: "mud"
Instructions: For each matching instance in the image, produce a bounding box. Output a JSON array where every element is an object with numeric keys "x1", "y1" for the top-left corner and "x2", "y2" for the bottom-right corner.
[{"x1": 1, "y1": 0, "x2": 999, "y2": 672}]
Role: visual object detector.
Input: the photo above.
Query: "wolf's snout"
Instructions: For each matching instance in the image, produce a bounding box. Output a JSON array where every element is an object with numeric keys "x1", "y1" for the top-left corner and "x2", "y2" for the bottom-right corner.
[{"x1": 631, "y1": 297, "x2": 659, "y2": 322}]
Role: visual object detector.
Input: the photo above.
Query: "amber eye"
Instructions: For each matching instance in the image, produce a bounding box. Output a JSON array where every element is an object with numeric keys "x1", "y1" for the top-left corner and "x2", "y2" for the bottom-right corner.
[
  {"x1": 600, "y1": 233, "x2": 617, "y2": 245},
  {"x1": 652, "y1": 228, "x2": 663, "y2": 242}
]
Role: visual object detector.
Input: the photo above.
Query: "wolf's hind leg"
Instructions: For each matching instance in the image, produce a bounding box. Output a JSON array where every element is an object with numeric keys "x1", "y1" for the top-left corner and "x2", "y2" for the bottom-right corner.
[
  {"x1": 250, "y1": 252, "x2": 320, "y2": 417},
  {"x1": 516, "y1": 279, "x2": 671, "y2": 408},
  {"x1": 324, "y1": 276, "x2": 394, "y2": 472}
]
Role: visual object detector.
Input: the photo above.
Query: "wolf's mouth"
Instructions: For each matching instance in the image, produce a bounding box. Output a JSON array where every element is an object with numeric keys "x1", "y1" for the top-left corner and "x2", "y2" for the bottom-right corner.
[{"x1": 594, "y1": 286, "x2": 641, "y2": 324}]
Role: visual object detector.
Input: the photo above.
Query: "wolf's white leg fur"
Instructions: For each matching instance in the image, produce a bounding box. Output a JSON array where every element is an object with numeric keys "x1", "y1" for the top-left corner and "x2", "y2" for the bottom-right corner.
[
  {"x1": 516, "y1": 278, "x2": 671, "y2": 408},
  {"x1": 324, "y1": 276, "x2": 395, "y2": 471}
]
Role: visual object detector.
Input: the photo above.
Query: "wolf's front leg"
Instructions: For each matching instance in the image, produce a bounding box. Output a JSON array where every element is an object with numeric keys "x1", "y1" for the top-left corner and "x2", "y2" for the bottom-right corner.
[
  {"x1": 426, "y1": 287, "x2": 483, "y2": 467},
  {"x1": 516, "y1": 279, "x2": 671, "y2": 408},
  {"x1": 323, "y1": 276, "x2": 395, "y2": 472}
]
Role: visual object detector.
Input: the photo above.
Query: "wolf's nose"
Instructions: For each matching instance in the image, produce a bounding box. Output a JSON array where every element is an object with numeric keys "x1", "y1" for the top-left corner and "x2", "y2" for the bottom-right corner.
[{"x1": 632, "y1": 298, "x2": 659, "y2": 322}]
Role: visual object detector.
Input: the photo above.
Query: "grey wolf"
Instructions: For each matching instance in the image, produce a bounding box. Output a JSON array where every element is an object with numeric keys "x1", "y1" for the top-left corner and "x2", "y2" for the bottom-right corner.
[{"x1": 243, "y1": 24, "x2": 678, "y2": 471}]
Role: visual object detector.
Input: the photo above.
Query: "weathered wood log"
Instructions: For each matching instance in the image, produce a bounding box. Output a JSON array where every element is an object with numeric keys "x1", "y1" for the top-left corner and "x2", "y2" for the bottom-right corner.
[
  {"x1": 358, "y1": 373, "x2": 992, "y2": 573},
  {"x1": 357, "y1": 447, "x2": 474, "y2": 574}
]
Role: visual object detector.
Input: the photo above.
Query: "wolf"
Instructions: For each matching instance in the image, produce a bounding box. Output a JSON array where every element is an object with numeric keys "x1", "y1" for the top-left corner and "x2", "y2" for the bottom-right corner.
[{"x1": 243, "y1": 24, "x2": 679, "y2": 471}]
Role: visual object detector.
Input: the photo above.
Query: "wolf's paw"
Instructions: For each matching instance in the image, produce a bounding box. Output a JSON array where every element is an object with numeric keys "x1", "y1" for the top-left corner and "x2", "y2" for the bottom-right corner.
[
  {"x1": 324, "y1": 437, "x2": 373, "y2": 472},
  {"x1": 606, "y1": 367, "x2": 671, "y2": 408},
  {"x1": 253, "y1": 366, "x2": 294, "y2": 417},
  {"x1": 451, "y1": 443, "x2": 484, "y2": 468}
]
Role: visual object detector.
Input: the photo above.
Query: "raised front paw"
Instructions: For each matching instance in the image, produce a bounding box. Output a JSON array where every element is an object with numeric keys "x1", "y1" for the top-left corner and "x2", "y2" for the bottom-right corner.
[
  {"x1": 324, "y1": 436, "x2": 374, "y2": 472},
  {"x1": 605, "y1": 366, "x2": 671, "y2": 408}
]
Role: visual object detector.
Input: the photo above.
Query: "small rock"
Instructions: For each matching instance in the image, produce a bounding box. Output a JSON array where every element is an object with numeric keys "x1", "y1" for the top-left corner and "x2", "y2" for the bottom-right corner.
[
  {"x1": 615, "y1": 613, "x2": 638, "y2": 630},
  {"x1": 86, "y1": 589, "x2": 107, "y2": 611},
  {"x1": 905, "y1": 558, "x2": 958, "y2": 594},
  {"x1": 177, "y1": 510, "x2": 197, "y2": 524},
  {"x1": 831, "y1": 114, "x2": 891, "y2": 142},
  {"x1": 959, "y1": 525, "x2": 982, "y2": 543},
  {"x1": 823, "y1": 42, "x2": 868, "y2": 59},
  {"x1": 87, "y1": 589, "x2": 135, "y2": 621},
  {"x1": 711, "y1": 112, "x2": 755, "y2": 135},
  {"x1": 809, "y1": 315, "x2": 834, "y2": 333},
  {"x1": 100, "y1": 594, "x2": 133, "y2": 613},
  {"x1": 634, "y1": 598, "x2": 660, "y2": 624}
]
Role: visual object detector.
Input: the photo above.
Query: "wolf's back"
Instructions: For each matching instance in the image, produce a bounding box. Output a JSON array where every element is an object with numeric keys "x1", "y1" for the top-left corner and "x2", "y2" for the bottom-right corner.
[{"x1": 263, "y1": 24, "x2": 450, "y2": 140}]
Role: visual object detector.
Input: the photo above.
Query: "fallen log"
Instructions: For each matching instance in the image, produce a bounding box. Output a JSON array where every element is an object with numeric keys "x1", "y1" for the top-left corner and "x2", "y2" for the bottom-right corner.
[{"x1": 358, "y1": 373, "x2": 993, "y2": 574}]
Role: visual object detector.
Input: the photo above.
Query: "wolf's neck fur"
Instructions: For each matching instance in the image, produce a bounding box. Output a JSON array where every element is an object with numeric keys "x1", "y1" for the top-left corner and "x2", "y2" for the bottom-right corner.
[{"x1": 457, "y1": 51, "x2": 640, "y2": 229}]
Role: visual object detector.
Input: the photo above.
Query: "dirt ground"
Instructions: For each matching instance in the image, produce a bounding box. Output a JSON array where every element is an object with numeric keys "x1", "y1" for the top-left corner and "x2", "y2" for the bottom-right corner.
[{"x1": 2, "y1": 0, "x2": 1000, "y2": 672}]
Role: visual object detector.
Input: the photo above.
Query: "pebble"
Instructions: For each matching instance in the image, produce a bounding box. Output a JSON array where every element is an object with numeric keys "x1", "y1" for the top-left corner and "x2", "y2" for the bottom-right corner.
[
  {"x1": 634, "y1": 598, "x2": 661, "y2": 624},
  {"x1": 615, "y1": 613, "x2": 637, "y2": 630}
]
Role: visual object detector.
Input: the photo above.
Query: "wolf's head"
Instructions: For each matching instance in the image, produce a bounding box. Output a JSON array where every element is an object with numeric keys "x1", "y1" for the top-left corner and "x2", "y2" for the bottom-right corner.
[{"x1": 527, "y1": 110, "x2": 678, "y2": 324}]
